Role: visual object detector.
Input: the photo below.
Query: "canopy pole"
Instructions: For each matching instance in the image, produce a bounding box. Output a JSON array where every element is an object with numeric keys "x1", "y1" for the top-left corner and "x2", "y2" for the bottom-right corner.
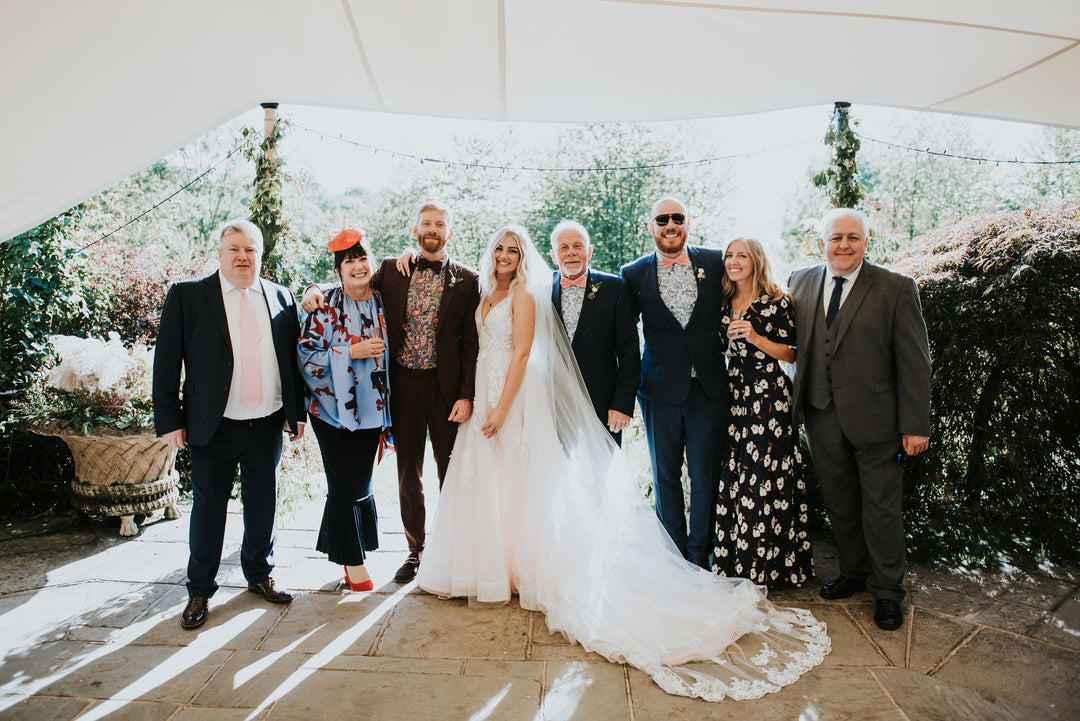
[{"x1": 261, "y1": 102, "x2": 279, "y2": 164}]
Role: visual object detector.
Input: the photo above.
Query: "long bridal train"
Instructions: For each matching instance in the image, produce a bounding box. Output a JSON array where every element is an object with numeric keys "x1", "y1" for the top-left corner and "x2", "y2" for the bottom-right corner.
[{"x1": 417, "y1": 234, "x2": 829, "y2": 701}]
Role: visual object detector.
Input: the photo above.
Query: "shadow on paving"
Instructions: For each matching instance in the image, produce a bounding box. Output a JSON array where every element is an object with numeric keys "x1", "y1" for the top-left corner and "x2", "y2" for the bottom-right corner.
[{"x1": 1, "y1": 499, "x2": 1079, "y2": 720}]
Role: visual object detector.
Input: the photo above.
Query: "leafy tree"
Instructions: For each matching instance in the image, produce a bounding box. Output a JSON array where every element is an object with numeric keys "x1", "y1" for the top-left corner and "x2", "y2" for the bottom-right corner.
[
  {"x1": 528, "y1": 123, "x2": 729, "y2": 273},
  {"x1": 1018, "y1": 126, "x2": 1080, "y2": 208},
  {"x1": 0, "y1": 213, "x2": 89, "y2": 393},
  {"x1": 860, "y1": 116, "x2": 1005, "y2": 254},
  {"x1": 347, "y1": 134, "x2": 532, "y2": 270}
]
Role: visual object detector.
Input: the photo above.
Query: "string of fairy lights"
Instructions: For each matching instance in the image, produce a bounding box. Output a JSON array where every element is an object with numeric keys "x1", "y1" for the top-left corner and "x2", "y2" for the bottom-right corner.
[{"x1": 28, "y1": 122, "x2": 1080, "y2": 250}]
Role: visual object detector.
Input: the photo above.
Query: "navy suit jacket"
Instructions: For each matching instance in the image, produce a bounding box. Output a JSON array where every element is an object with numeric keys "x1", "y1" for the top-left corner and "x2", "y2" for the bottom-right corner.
[
  {"x1": 551, "y1": 269, "x2": 640, "y2": 421},
  {"x1": 621, "y1": 247, "x2": 727, "y2": 403},
  {"x1": 153, "y1": 271, "x2": 306, "y2": 448}
]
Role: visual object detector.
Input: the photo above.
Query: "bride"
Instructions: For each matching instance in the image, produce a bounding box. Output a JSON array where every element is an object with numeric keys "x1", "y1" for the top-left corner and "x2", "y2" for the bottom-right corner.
[{"x1": 415, "y1": 224, "x2": 829, "y2": 701}]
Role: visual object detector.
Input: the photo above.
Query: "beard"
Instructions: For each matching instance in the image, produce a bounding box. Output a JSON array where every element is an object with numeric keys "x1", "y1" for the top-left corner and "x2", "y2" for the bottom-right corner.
[
  {"x1": 654, "y1": 231, "x2": 686, "y2": 255},
  {"x1": 418, "y1": 233, "x2": 446, "y2": 254}
]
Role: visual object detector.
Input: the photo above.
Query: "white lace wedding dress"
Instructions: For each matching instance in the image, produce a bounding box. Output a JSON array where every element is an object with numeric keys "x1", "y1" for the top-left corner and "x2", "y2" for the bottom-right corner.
[{"x1": 417, "y1": 288, "x2": 830, "y2": 701}]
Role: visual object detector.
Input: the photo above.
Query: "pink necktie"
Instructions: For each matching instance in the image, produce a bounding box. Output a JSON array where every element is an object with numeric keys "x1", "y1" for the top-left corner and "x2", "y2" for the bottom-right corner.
[
  {"x1": 238, "y1": 287, "x2": 263, "y2": 411},
  {"x1": 560, "y1": 273, "x2": 587, "y2": 289},
  {"x1": 660, "y1": 251, "x2": 690, "y2": 268}
]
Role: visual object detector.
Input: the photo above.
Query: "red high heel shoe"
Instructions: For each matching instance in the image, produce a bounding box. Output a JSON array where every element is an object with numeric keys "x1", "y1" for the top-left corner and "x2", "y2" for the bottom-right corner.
[{"x1": 344, "y1": 566, "x2": 374, "y2": 592}]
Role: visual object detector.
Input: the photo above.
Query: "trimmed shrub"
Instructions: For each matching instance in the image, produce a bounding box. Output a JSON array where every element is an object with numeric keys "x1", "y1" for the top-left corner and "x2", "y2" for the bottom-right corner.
[{"x1": 894, "y1": 208, "x2": 1080, "y2": 566}]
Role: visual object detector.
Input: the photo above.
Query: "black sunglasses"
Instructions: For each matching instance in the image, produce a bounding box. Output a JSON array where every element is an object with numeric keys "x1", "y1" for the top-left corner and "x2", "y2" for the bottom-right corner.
[{"x1": 654, "y1": 213, "x2": 686, "y2": 226}]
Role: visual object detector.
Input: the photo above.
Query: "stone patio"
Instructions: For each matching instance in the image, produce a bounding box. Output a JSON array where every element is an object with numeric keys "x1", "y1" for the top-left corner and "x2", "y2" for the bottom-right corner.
[{"x1": 1, "y1": 466, "x2": 1078, "y2": 721}]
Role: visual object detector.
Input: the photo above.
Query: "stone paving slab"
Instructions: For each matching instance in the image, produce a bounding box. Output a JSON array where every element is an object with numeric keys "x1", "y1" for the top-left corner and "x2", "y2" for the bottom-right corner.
[
  {"x1": 874, "y1": 667, "x2": 1061, "y2": 721},
  {"x1": 627, "y1": 664, "x2": 905, "y2": 720},
  {"x1": 191, "y1": 649, "x2": 308, "y2": 708},
  {"x1": 1030, "y1": 591, "x2": 1080, "y2": 652},
  {"x1": 907, "y1": 607, "x2": 978, "y2": 675},
  {"x1": 0, "y1": 695, "x2": 92, "y2": 721},
  {"x1": 934, "y1": 627, "x2": 1080, "y2": 720},
  {"x1": 803, "y1": 602, "x2": 889, "y2": 667},
  {"x1": 543, "y1": 661, "x2": 629, "y2": 721},
  {"x1": 375, "y1": 595, "x2": 531, "y2": 661},
  {"x1": 257, "y1": 591, "x2": 387, "y2": 655},
  {"x1": 264, "y1": 668, "x2": 542, "y2": 721},
  {"x1": 3, "y1": 488, "x2": 1079, "y2": 720}
]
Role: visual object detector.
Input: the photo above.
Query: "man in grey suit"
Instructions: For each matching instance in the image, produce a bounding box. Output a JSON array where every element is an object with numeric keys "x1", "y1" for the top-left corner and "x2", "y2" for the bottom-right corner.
[{"x1": 789, "y1": 208, "x2": 931, "y2": 631}]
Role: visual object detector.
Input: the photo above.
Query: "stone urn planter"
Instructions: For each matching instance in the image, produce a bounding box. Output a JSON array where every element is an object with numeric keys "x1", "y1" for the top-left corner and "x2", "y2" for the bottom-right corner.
[{"x1": 33, "y1": 421, "x2": 181, "y2": 536}]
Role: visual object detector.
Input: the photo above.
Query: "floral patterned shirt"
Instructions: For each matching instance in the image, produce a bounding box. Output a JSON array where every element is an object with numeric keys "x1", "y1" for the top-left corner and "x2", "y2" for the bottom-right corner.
[
  {"x1": 560, "y1": 285, "x2": 586, "y2": 340},
  {"x1": 397, "y1": 264, "x2": 444, "y2": 369},
  {"x1": 656, "y1": 253, "x2": 698, "y2": 329}
]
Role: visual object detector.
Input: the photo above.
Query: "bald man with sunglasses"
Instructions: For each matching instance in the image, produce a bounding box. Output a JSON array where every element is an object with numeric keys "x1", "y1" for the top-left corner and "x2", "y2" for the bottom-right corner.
[{"x1": 621, "y1": 198, "x2": 728, "y2": 568}]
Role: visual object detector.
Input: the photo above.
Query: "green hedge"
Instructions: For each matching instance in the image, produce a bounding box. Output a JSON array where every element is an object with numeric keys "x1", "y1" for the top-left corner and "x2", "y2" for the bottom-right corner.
[{"x1": 895, "y1": 208, "x2": 1080, "y2": 566}]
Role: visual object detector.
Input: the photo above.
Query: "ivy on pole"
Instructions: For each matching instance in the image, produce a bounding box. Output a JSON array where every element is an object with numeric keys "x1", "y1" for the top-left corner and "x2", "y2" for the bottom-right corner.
[
  {"x1": 242, "y1": 103, "x2": 297, "y2": 287},
  {"x1": 812, "y1": 101, "x2": 867, "y2": 209}
]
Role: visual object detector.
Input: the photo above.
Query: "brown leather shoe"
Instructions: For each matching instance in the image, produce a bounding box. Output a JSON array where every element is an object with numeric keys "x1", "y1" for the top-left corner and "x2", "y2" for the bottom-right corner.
[
  {"x1": 394, "y1": 553, "x2": 421, "y2": 583},
  {"x1": 181, "y1": 597, "x2": 208, "y2": 629},
  {"x1": 247, "y1": 578, "x2": 293, "y2": 604}
]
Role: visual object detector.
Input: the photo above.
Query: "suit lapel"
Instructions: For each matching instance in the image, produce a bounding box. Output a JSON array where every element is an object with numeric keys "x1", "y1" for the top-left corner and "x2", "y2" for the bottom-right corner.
[
  {"x1": 833, "y1": 262, "x2": 875, "y2": 347},
  {"x1": 203, "y1": 272, "x2": 232, "y2": 349},
  {"x1": 434, "y1": 260, "x2": 455, "y2": 336},
  {"x1": 551, "y1": 272, "x2": 562, "y2": 316},
  {"x1": 684, "y1": 246, "x2": 705, "y2": 328},
  {"x1": 645, "y1": 253, "x2": 682, "y2": 329},
  {"x1": 792, "y1": 265, "x2": 825, "y2": 353}
]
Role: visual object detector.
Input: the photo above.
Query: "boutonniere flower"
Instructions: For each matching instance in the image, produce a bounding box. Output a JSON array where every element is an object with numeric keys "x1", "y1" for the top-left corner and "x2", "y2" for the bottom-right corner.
[
  {"x1": 588, "y1": 282, "x2": 601, "y2": 300},
  {"x1": 447, "y1": 274, "x2": 463, "y2": 288},
  {"x1": 696, "y1": 268, "x2": 706, "y2": 281}
]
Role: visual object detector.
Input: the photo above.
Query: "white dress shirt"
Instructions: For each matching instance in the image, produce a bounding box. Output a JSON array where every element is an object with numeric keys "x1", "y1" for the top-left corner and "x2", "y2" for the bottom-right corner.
[
  {"x1": 822, "y1": 261, "x2": 864, "y2": 314},
  {"x1": 219, "y1": 275, "x2": 283, "y2": 420}
]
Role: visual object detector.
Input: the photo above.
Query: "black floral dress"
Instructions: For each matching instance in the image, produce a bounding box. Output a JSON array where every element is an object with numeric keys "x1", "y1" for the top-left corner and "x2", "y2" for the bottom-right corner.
[{"x1": 711, "y1": 294, "x2": 814, "y2": 587}]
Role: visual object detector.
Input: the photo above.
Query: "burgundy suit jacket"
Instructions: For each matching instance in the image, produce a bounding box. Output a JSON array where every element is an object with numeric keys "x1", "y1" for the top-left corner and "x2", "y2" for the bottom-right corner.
[{"x1": 372, "y1": 257, "x2": 481, "y2": 407}]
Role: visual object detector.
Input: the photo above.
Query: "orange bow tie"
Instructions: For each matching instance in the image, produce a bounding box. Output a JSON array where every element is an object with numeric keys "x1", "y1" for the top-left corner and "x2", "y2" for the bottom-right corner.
[
  {"x1": 660, "y1": 251, "x2": 690, "y2": 268},
  {"x1": 560, "y1": 273, "x2": 588, "y2": 289}
]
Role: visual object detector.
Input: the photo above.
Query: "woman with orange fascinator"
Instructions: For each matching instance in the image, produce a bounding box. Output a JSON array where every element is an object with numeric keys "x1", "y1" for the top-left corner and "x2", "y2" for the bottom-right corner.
[{"x1": 298, "y1": 227, "x2": 392, "y2": 592}]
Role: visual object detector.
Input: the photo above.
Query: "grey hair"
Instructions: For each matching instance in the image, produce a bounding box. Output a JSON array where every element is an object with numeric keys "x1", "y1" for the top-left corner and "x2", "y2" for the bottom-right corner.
[
  {"x1": 550, "y1": 220, "x2": 591, "y2": 249},
  {"x1": 217, "y1": 219, "x2": 263, "y2": 251},
  {"x1": 821, "y1": 208, "x2": 869, "y2": 239}
]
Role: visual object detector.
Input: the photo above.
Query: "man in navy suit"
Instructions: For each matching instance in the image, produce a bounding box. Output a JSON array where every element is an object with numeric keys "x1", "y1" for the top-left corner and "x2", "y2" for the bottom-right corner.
[
  {"x1": 154, "y1": 220, "x2": 307, "y2": 630},
  {"x1": 621, "y1": 198, "x2": 727, "y2": 567},
  {"x1": 548, "y1": 221, "x2": 640, "y2": 443}
]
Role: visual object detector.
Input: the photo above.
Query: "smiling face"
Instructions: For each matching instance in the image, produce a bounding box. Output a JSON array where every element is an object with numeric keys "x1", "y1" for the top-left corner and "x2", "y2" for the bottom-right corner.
[
  {"x1": 492, "y1": 236, "x2": 522, "y2": 278},
  {"x1": 822, "y1": 215, "x2": 869, "y2": 276},
  {"x1": 337, "y1": 252, "x2": 373, "y2": 299},
  {"x1": 218, "y1": 229, "x2": 262, "y2": 289},
  {"x1": 724, "y1": 239, "x2": 754, "y2": 285},
  {"x1": 413, "y1": 208, "x2": 453, "y2": 257},
  {"x1": 648, "y1": 198, "x2": 689, "y2": 255},
  {"x1": 551, "y1": 228, "x2": 593, "y2": 279}
]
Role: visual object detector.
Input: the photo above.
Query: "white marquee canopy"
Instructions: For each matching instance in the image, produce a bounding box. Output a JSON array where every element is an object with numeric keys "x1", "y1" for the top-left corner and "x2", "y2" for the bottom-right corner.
[{"x1": 2, "y1": 0, "x2": 1079, "y2": 241}]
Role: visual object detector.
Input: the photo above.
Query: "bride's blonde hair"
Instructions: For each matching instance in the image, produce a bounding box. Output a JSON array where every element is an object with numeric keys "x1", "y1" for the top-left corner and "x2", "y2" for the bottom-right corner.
[{"x1": 480, "y1": 224, "x2": 537, "y2": 297}]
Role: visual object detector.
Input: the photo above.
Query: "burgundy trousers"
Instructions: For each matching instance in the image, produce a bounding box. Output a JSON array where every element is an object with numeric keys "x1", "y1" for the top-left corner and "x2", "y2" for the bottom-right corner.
[{"x1": 389, "y1": 365, "x2": 459, "y2": 555}]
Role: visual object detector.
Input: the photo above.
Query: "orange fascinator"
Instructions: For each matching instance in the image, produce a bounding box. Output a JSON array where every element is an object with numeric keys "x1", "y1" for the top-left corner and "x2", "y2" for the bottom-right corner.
[{"x1": 328, "y1": 226, "x2": 364, "y2": 252}]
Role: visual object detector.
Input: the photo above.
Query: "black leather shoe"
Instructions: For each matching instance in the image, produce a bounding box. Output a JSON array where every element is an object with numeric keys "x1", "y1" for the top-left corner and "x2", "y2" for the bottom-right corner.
[
  {"x1": 875, "y1": 599, "x2": 904, "y2": 630},
  {"x1": 247, "y1": 578, "x2": 293, "y2": 604},
  {"x1": 181, "y1": 597, "x2": 208, "y2": 629},
  {"x1": 394, "y1": 553, "x2": 421, "y2": 583},
  {"x1": 819, "y1": 575, "x2": 867, "y2": 600}
]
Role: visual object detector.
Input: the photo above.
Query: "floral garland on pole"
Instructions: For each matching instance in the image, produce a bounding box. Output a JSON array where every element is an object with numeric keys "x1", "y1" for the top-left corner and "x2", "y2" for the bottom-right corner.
[{"x1": 812, "y1": 102, "x2": 867, "y2": 209}]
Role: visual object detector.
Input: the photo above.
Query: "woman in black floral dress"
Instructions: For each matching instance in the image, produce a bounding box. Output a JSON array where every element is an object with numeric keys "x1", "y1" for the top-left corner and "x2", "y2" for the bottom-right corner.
[{"x1": 711, "y1": 238, "x2": 814, "y2": 588}]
